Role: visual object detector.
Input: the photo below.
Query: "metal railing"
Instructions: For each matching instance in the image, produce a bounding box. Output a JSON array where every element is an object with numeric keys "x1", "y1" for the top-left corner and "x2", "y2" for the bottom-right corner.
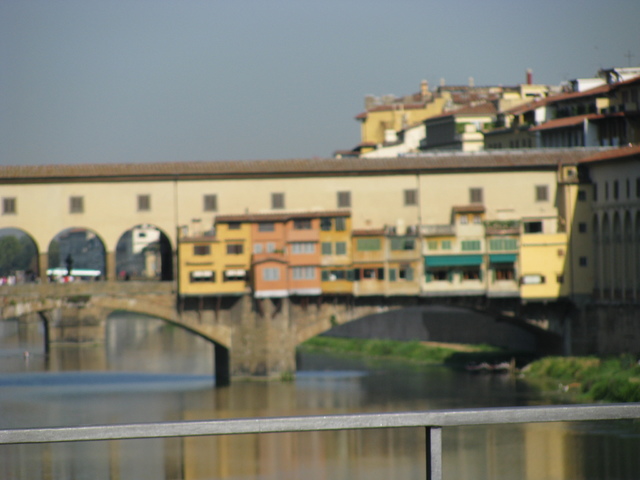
[{"x1": 1, "y1": 404, "x2": 638, "y2": 480}]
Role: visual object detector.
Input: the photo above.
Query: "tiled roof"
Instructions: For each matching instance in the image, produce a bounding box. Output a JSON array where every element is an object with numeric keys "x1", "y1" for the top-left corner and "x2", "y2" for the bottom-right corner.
[
  {"x1": 529, "y1": 114, "x2": 604, "y2": 131},
  {"x1": 352, "y1": 229, "x2": 386, "y2": 236},
  {"x1": 578, "y1": 144, "x2": 640, "y2": 164},
  {"x1": 215, "y1": 210, "x2": 350, "y2": 223},
  {"x1": 452, "y1": 204, "x2": 485, "y2": 213},
  {"x1": 355, "y1": 103, "x2": 429, "y2": 120},
  {"x1": 0, "y1": 149, "x2": 620, "y2": 184}
]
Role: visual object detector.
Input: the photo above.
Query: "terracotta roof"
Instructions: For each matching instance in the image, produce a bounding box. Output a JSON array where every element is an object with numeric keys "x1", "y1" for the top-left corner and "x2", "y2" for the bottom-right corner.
[
  {"x1": 355, "y1": 103, "x2": 429, "y2": 120},
  {"x1": 215, "y1": 210, "x2": 350, "y2": 223},
  {"x1": 0, "y1": 149, "x2": 621, "y2": 184},
  {"x1": 529, "y1": 114, "x2": 604, "y2": 131},
  {"x1": 579, "y1": 144, "x2": 640, "y2": 164},
  {"x1": 452, "y1": 204, "x2": 485, "y2": 213},
  {"x1": 352, "y1": 229, "x2": 386, "y2": 236}
]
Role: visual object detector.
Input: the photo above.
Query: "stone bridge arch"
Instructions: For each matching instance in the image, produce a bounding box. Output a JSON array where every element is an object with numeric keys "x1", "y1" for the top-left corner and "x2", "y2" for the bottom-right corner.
[{"x1": 291, "y1": 296, "x2": 563, "y2": 355}]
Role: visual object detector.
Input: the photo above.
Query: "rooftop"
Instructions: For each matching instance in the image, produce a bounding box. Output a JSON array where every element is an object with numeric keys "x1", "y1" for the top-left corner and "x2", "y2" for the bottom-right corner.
[{"x1": 0, "y1": 148, "x2": 621, "y2": 184}]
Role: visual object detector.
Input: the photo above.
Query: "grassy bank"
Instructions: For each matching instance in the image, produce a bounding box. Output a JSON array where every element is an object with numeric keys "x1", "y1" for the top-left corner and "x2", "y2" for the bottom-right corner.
[
  {"x1": 299, "y1": 336, "x2": 532, "y2": 367},
  {"x1": 521, "y1": 355, "x2": 640, "y2": 403}
]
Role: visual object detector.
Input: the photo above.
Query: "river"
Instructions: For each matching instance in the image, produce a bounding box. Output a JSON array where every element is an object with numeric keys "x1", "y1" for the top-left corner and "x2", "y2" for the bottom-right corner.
[{"x1": 0, "y1": 312, "x2": 638, "y2": 480}]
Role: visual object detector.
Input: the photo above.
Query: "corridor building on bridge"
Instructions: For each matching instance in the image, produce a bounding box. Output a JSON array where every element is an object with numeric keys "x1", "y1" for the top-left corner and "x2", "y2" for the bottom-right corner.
[{"x1": 1, "y1": 146, "x2": 639, "y2": 305}]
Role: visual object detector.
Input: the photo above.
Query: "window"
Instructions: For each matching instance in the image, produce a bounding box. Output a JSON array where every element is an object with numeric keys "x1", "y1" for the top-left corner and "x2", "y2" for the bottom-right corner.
[
  {"x1": 605, "y1": 182, "x2": 609, "y2": 200},
  {"x1": 253, "y1": 243, "x2": 263, "y2": 254},
  {"x1": 321, "y1": 242, "x2": 332, "y2": 255},
  {"x1": 578, "y1": 222, "x2": 587, "y2": 233},
  {"x1": 190, "y1": 270, "x2": 215, "y2": 283},
  {"x1": 524, "y1": 221, "x2": 543, "y2": 233},
  {"x1": 356, "y1": 238, "x2": 381, "y2": 251},
  {"x1": 193, "y1": 245, "x2": 211, "y2": 255},
  {"x1": 70, "y1": 196, "x2": 84, "y2": 214},
  {"x1": 579, "y1": 256, "x2": 588, "y2": 267},
  {"x1": 461, "y1": 240, "x2": 481, "y2": 251},
  {"x1": 291, "y1": 242, "x2": 315, "y2": 254},
  {"x1": 494, "y1": 266, "x2": 515, "y2": 281},
  {"x1": 271, "y1": 192, "x2": 285, "y2": 210},
  {"x1": 462, "y1": 267, "x2": 481, "y2": 280},
  {"x1": 2, "y1": 197, "x2": 16, "y2": 214},
  {"x1": 263, "y1": 268, "x2": 280, "y2": 281},
  {"x1": 593, "y1": 183, "x2": 598, "y2": 201},
  {"x1": 292, "y1": 266, "x2": 315, "y2": 280},
  {"x1": 320, "y1": 218, "x2": 332, "y2": 231},
  {"x1": 335, "y1": 217, "x2": 346, "y2": 231},
  {"x1": 360, "y1": 268, "x2": 383, "y2": 280},
  {"x1": 489, "y1": 238, "x2": 518, "y2": 250},
  {"x1": 441, "y1": 240, "x2": 452, "y2": 250},
  {"x1": 337, "y1": 191, "x2": 351, "y2": 208},
  {"x1": 335, "y1": 242, "x2": 347, "y2": 255},
  {"x1": 203, "y1": 194, "x2": 217, "y2": 212},
  {"x1": 577, "y1": 190, "x2": 587, "y2": 201},
  {"x1": 226, "y1": 243, "x2": 244, "y2": 255},
  {"x1": 224, "y1": 270, "x2": 246, "y2": 282},
  {"x1": 469, "y1": 188, "x2": 483, "y2": 204},
  {"x1": 427, "y1": 240, "x2": 438, "y2": 250},
  {"x1": 228, "y1": 222, "x2": 241, "y2": 230},
  {"x1": 258, "y1": 222, "x2": 275, "y2": 232},
  {"x1": 613, "y1": 180, "x2": 619, "y2": 200},
  {"x1": 473, "y1": 215, "x2": 482, "y2": 224},
  {"x1": 398, "y1": 265, "x2": 414, "y2": 281},
  {"x1": 138, "y1": 194, "x2": 150, "y2": 211},
  {"x1": 404, "y1": 189, "x2": 417, "y2": 206},
  {"x1": 322, "y1": 269, "x2": 347, "y2": 281},
  {"x1": 390, "y1": 237, "x2": 415, "y2": 250},
  {"x1": 293, "y1": 219, "x2": 311, "y2": 230},
  {"x1": 637, "y1": 178, "x2": 640, "y2": 198},
  {"x1": 459, "y1": 215, "x2": 468, "y2": 225},
  {"x1": 428, "y1": 269, "x2": 450, "y2": 282},
  {"x1": 535, "y1": 185, "x2": 548, "y2": 202}
]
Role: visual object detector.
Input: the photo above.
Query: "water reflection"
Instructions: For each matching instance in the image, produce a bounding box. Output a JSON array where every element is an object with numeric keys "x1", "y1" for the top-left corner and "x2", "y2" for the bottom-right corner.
[{"x1": 0, "y1": 312, "x2": 638, "y2": 479}]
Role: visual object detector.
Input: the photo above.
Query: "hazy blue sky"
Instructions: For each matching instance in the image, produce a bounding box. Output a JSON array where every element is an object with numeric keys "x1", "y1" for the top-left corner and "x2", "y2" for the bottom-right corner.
[{"x1": 1, "y1": 0, "x2": 638, "y2": 166}]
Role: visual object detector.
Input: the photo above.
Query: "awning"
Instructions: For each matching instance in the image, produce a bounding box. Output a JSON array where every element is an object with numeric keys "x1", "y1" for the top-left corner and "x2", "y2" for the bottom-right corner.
[
  {"x1": 489, "y1": 254, "x2": 517, "y2": 263},
  {"x1": 425, "y1": 255, "x2": 482, "y2": 267}
]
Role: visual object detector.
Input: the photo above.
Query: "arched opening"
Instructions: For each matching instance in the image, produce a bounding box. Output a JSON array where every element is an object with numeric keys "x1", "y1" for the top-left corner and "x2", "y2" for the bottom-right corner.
[
  {"x1": 592, "y1": 214, "x2": 600, "y2": 297},
  {"x1": 612, "y1": 212, "x2": 622, "y2": 299},
  {"x1": 115, "y1": 224, "x2": 174, "y2": 281},
  {"x1": 636, "y1": 212, "x2": 640, "y2": 299},
  {"x1": 623, "y1": 211, "x2": 633, "y2": 300},
  {"x1": 48, "y1": 227, "x2": 106, "y2": 281},
  {"x1": 601, "y1": 214, "x2": 611, "y2": 299},
  {"x1": 0, "y1": 228, "x2": 39, "y2": 283}
]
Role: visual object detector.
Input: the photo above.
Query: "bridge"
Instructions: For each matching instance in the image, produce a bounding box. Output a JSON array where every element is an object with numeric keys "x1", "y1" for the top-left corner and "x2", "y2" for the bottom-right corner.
[{"x1": 1, "y1": 281, "x2": 568, "y2": 384}]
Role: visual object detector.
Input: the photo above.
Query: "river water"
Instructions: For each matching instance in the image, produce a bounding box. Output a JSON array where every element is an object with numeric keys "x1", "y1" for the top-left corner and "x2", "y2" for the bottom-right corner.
[{"x1": 1, "y1": 312, "x2": 638, "y2": 480}]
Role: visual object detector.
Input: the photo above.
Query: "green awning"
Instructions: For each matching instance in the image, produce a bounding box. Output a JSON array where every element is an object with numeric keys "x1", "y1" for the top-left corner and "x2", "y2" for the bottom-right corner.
[
  {"x1": 425, "y1": 255, "x2": 483, "y2": 267},
  {"x1": 489, "y1": 254, "x2": 517, "y2": 263}
]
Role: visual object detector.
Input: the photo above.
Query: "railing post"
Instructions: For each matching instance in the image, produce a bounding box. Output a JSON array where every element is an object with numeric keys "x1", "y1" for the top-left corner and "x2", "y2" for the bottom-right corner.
[{"x1": 426, "y1": 426, "x2": 442, "y2": 480}]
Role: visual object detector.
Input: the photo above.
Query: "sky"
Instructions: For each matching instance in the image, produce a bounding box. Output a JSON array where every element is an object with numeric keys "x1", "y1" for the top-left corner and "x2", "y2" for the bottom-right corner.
[{"x1": 1, "y1": 0, "x2": 639, "y2": 166}]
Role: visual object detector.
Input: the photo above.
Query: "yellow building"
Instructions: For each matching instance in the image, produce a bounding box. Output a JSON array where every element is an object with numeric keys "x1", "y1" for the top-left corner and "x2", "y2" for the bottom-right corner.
[{"x1": 319, "y1": 212, "x2": 353, "y2": 295}]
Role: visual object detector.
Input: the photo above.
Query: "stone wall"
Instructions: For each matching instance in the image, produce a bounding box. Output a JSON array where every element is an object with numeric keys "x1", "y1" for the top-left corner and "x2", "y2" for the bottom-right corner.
[{"x1": 571, "y1": 304, "x2": 640, "y2": 355}]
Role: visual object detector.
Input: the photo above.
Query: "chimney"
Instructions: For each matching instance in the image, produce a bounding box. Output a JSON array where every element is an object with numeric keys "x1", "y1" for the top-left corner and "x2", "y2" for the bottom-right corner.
[{"x1": 526, "y1": 68, "x2": 533, "y2": 85}]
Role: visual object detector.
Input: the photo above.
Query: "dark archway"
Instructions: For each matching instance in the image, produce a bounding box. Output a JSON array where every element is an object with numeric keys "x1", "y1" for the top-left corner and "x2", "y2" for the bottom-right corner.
[
  {"x1": 48, "y1": 228, "x2": 106, "y2": 280},
  {"x1": 115, "y1": 224, "x2": 173, "y2": 281},
  {"x1": 0, "y1": 228, "x2": 39, "y2": 283}
]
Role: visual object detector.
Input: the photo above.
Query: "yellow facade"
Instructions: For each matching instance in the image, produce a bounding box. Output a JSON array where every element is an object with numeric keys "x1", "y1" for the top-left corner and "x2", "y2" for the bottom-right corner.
[
  {"x1": 519, "y1": 233, "x2": 568, "y2": 300},
  {"x1": 319, "y1": 215, "x2": 353, "y2": 294},
  {"x1": 359, "y1": 96, "x2": 448, "y2": 146}
]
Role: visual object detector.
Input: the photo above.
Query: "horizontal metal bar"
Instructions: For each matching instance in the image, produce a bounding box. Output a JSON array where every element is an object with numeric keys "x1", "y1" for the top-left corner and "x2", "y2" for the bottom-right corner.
[{"x1": 1, "y1": 404, "x2": 638, "y2": 445}]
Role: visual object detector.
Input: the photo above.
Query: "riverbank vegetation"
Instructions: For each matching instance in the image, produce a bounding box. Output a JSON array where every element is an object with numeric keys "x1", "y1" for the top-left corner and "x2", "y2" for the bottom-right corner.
[
  {"x1": 299, "y1": 336, "x2": 532, "y2": 367},
  {"x1": 520, "y1": 355, "x2": 640, "y2": 403},
  {"x1": 300, "y1": 337, "x2": 640, "y2": 403}
]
